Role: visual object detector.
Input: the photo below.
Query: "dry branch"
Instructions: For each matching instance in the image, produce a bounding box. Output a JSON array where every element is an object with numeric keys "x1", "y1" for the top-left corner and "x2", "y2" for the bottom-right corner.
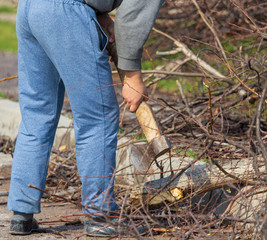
[
  {"x1": 152, "y1": 27, "x2": 226, "y2": 79},
  {"x1": 256, "y1": 81, "x2": 267, "y2": 172},
  {"x1": 141, "y1": 70, "x2": 225, "y2": 79},
  {"x1": 0, "y1": 75, "x2": 18, "y2": 82},
  {"x1": 191, "y1": 0, "x2": 228, "y2": 63}
]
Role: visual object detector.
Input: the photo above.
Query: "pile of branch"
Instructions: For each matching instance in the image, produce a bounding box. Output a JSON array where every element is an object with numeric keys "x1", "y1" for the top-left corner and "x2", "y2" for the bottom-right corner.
[
  {"x1": 1, "y1": 0, "x2": 265, "y2": 238},
  {"x1": 157, "y1": 0, "x2": 267, "y2": 41},
  {"x1": 45, "y1": 149, "x2": 81, "y2": 202},
  {"x1": 114, "y1": 1, "x2": 267, "y2": 238}
]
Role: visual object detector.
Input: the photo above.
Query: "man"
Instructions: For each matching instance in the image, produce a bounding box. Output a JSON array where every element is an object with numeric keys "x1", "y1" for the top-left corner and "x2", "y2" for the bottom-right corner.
[{"x1": 8, "y1": 0, "x2": 164, "y2": 237}]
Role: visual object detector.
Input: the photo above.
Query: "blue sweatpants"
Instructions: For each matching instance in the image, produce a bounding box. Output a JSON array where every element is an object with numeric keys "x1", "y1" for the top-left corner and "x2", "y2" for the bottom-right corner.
[{"x1": 7, "y1": 0, "x2": 119, "y2": 214}]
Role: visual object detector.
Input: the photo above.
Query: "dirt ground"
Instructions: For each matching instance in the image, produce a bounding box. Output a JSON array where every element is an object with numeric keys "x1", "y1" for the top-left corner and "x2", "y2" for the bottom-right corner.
[
  {"x1": 0, "y1": 178, "x2": 90, "y2": 240},
  {"x1": 1, "y1": 178, "x2": 174, "y2": 240},
  {"x1": 1, "y1": 178, "x2": 158, "y2": 240}
]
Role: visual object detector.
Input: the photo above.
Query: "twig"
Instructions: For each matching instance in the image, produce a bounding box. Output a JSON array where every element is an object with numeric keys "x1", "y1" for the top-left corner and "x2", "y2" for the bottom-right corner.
[
  {"x1": 0, "y1": 191, "x2": 9, "y2": 197},
  {"x1": 203, "y1": 81, "x2": 213, "y2": 134},
  {"x1": 156, "y1": 48, "x2": 181, "y2": 56},
  {"x1": 0, "y1": 75, "x2": 18, "y2": 82},
  {"x1": 191, "y1": 0, "x2": 228, "y2": 63},
  {"x1": 229, "y1": 0, "x2": 267, "y2": 38},
  {"x1": 176, "y1": 80, "x2": 192, "y2": 116},
  {"x1": 0, "y1": 177, "x2": 10, "y2": 180},
  {"x1": 144, "y1": 48, "x2": 155, "y2": 69},
  {"x1": 222, "y1": 185, "x2": 264, "y2": 216},
  {"x1": 28, "y1": 184, "x2": 83, "y2": 207},
  {"x1": 119, "y1": 105, "x2": 127, "y2": 127},
  {"x1": 256, "y1": 81, "x2": 267, "y2": 174},
  {"x1": 209, "y1": 157, "x2": 240, "y2": 181},
  {"x1": 38, "y1": 219, "x2": 81, "y2": 224}
]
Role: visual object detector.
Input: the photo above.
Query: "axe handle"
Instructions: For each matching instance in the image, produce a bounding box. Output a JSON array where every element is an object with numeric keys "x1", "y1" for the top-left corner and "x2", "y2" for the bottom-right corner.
[{"x1": 105, "y1": 32, "x2": 161, "y2": 143}]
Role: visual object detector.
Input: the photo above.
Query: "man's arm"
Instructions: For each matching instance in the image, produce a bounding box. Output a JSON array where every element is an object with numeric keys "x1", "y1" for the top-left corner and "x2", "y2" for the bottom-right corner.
[
  {"x1": 115, "y1": 0, "x2": 164, "y2": 112},
  {"x1": 98, "y1": 1, "x2": 164, "y2": 112},
  {"x1": 115, "y1": 0, "x2": 165, "y2": 71},
  {"x1": 97, "y1": 14, "x2": 148, "y2": 113}
]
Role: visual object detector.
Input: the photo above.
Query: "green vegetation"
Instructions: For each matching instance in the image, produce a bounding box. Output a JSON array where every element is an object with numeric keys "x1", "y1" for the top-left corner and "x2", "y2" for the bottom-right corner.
[
  {"x1": 0, "y1": 6, "x2": 17, "y2": 14},
  {"x1": 156, "y1": 78, "x2": 179, "y2": 91},
  {"x1": 222, "y1": 36, "x2": 257, "y2": 54},
  {"x1": 0, "y1": 20, "x2": 17, "y2": 52},
  {"x1": 141, "y1": 58, "x2": 165, "y2": 70},
  {"x1": 135, "y1": 133, "x2": 146, "y2": 140},
  {"x1": 156, "y1": 77, "x2": 203, "y2": 92},
  {"x1": 142, "y1": 52, "x2": 184, "y2": 70},
  {"x1": 173, "y1": 147, "x2": 209, "y2": 163},
  {"x1": 118, "y1": 127, "x2": 125, "y2": 135},
  {"x1": 0, "y1": 91, "x2": 9, "y2": 99}
]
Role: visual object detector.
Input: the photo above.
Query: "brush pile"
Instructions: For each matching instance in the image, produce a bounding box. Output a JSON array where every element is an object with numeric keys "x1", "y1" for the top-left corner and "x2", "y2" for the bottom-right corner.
[{"x1": 1, "y1": 0, "x2": 266, "y2": 238}]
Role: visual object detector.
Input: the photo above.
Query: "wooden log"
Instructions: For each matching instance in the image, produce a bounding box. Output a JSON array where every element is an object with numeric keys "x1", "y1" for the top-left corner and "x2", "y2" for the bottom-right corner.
[
  {"x1": 122, "y1": 156, "x2": 266, "y2": 207},
  {"x1": 143, "y1": 158, "x2": 266, "y2": 194}
]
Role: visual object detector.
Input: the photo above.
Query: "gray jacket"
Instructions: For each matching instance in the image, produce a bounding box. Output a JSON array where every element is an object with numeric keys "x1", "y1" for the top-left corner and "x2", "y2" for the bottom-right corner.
[{"x1": 84, "y1": 0, "x2": 165, "y2": 70}]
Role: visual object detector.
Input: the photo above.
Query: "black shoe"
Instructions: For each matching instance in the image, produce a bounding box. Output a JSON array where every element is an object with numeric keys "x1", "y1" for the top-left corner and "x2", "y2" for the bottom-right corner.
[
  {"x1": 84, "y1": 216, "x2": 149, "y2": 237},
  {"x1": 9, "y1": 218, "x2": 39, "y2": 235}
]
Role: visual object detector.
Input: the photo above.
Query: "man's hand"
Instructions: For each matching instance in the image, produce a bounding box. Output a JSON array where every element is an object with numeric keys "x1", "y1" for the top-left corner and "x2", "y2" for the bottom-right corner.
[
  {"x1": 122, "y1": 70, "x2": 148, "y2": 113},
  {"x1": 97, "y1": 14, "x2": 115, "y2": 43}
]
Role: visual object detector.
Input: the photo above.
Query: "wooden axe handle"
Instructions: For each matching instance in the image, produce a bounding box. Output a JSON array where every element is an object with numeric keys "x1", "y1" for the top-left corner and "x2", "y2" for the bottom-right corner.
[{"x1": 104, "y1": 32, "x2": 161, "y2": 143}]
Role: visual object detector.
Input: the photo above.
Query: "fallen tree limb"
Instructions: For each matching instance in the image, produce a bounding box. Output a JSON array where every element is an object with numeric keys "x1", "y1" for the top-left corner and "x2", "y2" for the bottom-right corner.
[
  {"x1": 141, "y1": 70, "x2": 225, "y2": 79},
  {"x1": 152, "y1": 27, "x2": 226, "y2": 79},
  {"x1": 143, "y1": 158, "x2": 265, "y2": 195}
]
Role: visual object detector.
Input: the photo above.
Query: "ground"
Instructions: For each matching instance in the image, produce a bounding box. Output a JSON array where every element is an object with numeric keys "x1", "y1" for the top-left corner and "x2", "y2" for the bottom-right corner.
[
  {"x1": 0, "y1": 178, "x2": 169, "y2": 240},
  {"x1": 0, "y1": 178, "x2": 89, "y2": 240}
]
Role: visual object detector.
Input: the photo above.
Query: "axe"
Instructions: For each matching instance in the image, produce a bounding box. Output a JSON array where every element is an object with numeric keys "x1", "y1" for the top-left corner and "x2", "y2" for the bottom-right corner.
[{"x1": 102, "y1": 26, "x2": 171, "y2": 172}]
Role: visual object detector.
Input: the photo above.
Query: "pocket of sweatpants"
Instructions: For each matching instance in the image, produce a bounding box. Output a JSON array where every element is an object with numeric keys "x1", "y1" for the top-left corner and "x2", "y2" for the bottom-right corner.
[{"x1": 92, "y1": 18, "x2": 108, "y2": 53}]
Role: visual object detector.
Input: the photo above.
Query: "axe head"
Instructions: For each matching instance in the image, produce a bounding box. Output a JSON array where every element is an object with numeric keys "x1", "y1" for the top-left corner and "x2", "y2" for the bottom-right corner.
[
  {"x1": 130, "y1": 136, "x2": 171, "y2": 174},
  {"x1": 130, "y1": 144, "x2": 155, "y2": 174},
  {"x1": 150, "y1": 135, "x2": 171, "y2": 159}
]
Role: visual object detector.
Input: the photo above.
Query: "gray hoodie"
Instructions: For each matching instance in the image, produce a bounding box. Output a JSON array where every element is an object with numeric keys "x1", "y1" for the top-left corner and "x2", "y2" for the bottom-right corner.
[{"x1": 84, "y1": 0, "x2": 165, "y2": 71}]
